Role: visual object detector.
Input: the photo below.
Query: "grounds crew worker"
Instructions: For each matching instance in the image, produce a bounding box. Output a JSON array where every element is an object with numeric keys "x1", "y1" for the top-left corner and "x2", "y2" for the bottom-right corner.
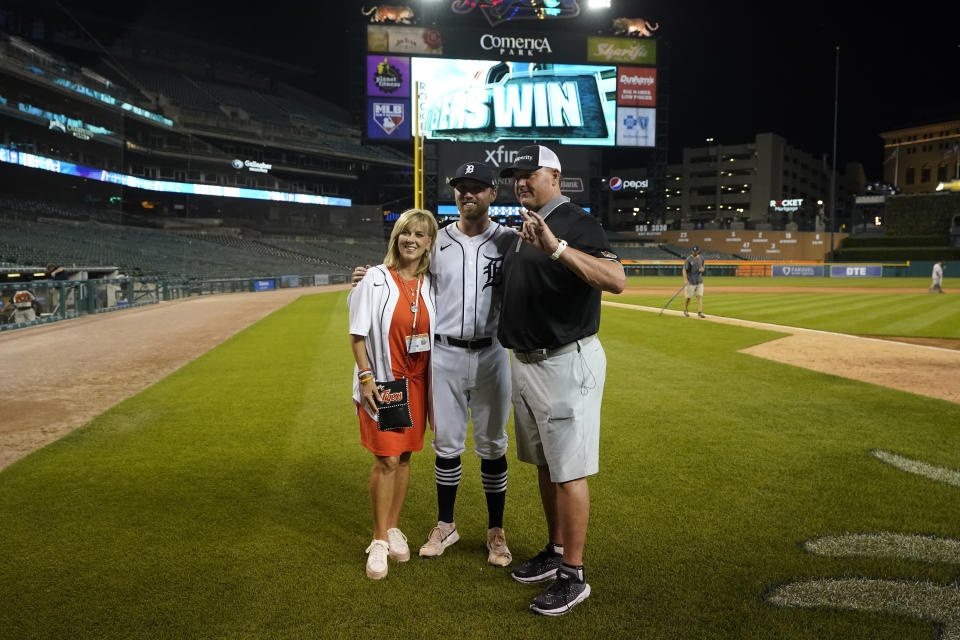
[
  {"x1": 497, "y1": 144, "x2": 625, "y2": 616},
  {"x1": 683, "y1": 245, "x2": 706, "y2": 318}
]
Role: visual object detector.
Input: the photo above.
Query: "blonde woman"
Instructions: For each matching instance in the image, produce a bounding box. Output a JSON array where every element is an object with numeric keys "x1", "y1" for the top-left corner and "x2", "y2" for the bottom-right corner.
[{"x1": 348, "y1": 208, "x2": 438, "y2": 579}]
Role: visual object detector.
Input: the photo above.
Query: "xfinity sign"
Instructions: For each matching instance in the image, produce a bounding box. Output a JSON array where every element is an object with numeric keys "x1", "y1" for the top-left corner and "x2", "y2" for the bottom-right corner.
[
  {"x1": 609, "y1": 176, "x2": 648, "y2": 191},
  {"x1": 482, "y1": 145, "x2": 520, "y2": 167}
]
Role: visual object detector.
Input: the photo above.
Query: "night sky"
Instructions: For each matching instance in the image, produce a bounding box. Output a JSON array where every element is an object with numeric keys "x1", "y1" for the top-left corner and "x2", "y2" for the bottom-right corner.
[{"x1": 51, "y1": 0, "x2": 960, "y2": 179}]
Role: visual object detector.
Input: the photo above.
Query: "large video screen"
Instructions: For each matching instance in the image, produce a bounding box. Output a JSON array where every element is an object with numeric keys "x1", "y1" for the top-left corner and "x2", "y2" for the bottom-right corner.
[{"x1": 410, "y1": 57, "x2": 617, "y2": 146}]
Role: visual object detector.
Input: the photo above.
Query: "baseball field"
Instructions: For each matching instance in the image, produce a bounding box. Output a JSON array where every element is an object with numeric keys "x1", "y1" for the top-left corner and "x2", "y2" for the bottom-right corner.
[{"x1": 1, "y1": 276, "x2": 958, "y2": 639}]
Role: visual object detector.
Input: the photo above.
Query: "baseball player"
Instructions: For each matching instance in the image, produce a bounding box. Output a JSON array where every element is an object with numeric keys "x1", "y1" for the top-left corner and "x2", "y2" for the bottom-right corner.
[
  {"x1": 352, "y1": 160, "x2": 516, "y2": 566},
  {"x1": 930, "y1": 260, "x2": 945, "y2": 293}
]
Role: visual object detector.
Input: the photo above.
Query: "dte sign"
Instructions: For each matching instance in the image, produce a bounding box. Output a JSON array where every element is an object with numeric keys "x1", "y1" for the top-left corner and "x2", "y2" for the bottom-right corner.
[{"x1": 830, "y1": 265, "x2": 883, "y2": 278}]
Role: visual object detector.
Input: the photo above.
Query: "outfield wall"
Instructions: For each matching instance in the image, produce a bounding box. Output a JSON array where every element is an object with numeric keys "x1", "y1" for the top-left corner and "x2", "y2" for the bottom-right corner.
[{"x1": 623, "y1": 230, "x2": 849, "y2": 261}]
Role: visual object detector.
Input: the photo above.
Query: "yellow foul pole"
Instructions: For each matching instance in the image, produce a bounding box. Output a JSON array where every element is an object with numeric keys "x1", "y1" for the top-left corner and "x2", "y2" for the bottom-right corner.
[{"x1": 413, "y1": 82, "x2": 425, "y2": 209}]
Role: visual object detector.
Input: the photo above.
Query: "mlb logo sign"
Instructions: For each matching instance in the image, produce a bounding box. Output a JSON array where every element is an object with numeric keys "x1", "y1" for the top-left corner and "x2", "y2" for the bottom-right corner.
[
  {"x1": 374, "y1": 102, "x2": 404, "y2": 134},
  {"x1": 367, "y1": 99, "x2": 410, "y2": 139},
  {"x1": 616, "y1": 107, "x2": 655, "y2": 147}
]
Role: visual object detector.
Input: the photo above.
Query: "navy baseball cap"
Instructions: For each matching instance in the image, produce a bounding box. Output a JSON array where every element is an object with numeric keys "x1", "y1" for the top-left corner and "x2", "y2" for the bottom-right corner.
[
  {"x1": 499, "y1": 145, "x2": 562, "y2": 178},
  {"x1": 691, "y1": 245, "x2": 701, "y2": 253},
  {"x1": 449, "y1": 161, "x2": 497, "y2": 188}
]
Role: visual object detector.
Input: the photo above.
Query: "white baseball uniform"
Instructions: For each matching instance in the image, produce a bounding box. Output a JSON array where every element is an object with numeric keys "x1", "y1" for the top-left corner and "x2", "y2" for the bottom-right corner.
[
  {"x1": 429, "y1": 220, "x2": 515, "y2": 459},
  {"x1": 932, "y1": 263, "x2": 943, "y2": 289}
]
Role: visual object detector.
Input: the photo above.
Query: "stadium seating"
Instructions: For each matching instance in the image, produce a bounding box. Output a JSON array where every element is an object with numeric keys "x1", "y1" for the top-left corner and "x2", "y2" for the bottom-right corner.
[
  {"x1": 609, "y1": 244, "x2": 679, "y2": 260},
  {"x1": 0, "y1": 214, "x2": 380, "y2": 279},
  {"x1": 658, "y1": 244, "x2": 739, "y2": 260}
]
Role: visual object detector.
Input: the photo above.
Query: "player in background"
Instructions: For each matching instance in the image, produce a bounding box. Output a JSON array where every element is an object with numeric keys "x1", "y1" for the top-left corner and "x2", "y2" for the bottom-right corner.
[
  {"x1": 352, "y1": 161, "x2": 516, "y2": 566},
  {"x1": 930, "y1": 260, "x2": 945, "y2": 293},
  {"x1": 682, "y1": 245, "x2": 706, "y2": 318}
]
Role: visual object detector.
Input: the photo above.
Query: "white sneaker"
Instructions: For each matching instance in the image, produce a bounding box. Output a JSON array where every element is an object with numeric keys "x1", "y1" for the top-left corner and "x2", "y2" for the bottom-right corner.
[
  {"x1": 418, "y1": 522, "x2": 459, "y2": 558},
  {"x1": 486, "y1": 527, "x2": 512, "y2": 566},
  {"x1": 387, "y1": 528, "x2": 410, "y2": 562},
  {"x1": 365, "y1": 539, "x2": 389, "y2": 579}
]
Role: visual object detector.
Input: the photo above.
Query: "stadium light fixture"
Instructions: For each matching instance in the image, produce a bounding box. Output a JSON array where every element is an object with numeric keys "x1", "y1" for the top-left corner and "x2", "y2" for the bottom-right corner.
[{"x1": 587, "y1": 0, "x2": 611, "y2": 8}]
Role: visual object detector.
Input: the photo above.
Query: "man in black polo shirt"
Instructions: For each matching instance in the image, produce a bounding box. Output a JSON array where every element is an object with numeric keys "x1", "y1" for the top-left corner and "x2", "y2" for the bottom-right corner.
[{"x1": 498, "y1": 145, "x2": 625, "y2": 616}]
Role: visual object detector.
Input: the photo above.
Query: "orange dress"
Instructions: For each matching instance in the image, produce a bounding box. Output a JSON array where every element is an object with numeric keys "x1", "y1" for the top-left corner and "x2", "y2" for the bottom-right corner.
[{"x1": 358, "y1": 272, "x2": 431, "y2": 456}]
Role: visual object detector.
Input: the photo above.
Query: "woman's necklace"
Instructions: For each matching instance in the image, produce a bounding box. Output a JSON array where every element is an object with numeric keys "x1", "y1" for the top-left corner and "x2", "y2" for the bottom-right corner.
[{"x1": 393, "y1": 269, "x2": 421, "y2": 314}]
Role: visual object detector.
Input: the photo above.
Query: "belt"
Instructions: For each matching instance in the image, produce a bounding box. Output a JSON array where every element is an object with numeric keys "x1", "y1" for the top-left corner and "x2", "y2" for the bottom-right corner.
[
  {"x1": 436, "y1": 335, "x2": 493, "y2": 350},
  {"x1": 514, "y1": 334, "x2": 596, "y2": 364}
]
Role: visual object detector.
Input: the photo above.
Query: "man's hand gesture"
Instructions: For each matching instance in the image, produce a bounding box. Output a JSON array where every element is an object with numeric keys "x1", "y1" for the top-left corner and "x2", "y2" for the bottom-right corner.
[{"x1": 519, "y1": 210, "x2": 560, "y2": 256}]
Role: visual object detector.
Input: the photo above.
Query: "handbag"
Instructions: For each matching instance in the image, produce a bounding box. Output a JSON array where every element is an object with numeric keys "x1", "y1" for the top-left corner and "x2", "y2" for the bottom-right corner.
[
  {"x1": 367, "y1": 270, "x2": 424, "y2": 433},
  {"x1": 375, "y1": 378, "x2": 413, "y2": 432}
]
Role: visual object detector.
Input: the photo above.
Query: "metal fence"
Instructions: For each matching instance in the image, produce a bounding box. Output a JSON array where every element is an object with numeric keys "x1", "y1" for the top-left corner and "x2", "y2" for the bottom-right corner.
[{"x1": 1, "y1": 273, "x2": 350, "y2": 332}]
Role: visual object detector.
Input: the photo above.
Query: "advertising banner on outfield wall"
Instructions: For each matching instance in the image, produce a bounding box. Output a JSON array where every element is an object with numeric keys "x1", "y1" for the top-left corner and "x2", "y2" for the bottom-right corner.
[
  {"x1": 830, "y1": 265, "x2": 883, "y2": 278},
  {"x1": 772, "y1": 265, "x2": 825, "y2": 277},
  {"x1": 254, "y1": 279, "x2": 276, "y2": 291}
]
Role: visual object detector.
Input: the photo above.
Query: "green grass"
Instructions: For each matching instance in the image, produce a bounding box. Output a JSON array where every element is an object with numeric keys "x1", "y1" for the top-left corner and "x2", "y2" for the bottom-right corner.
[
  {"x1": 617, "y1": 277, "x2": 960, "y2": 338},
  {"x1": 624, "y1": 276, "x2": 948, "y2": 289},
  {"x1": 1, "y1": 292, "x2": 959, "y2": 639}
]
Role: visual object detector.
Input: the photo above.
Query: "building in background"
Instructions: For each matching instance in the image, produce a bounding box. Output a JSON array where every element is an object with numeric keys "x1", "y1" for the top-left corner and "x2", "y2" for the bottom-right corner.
[
  {"x1": 671, "y1": 133, "x2": 861, "y2": 230},
  {"x1": 880, "y1": 119, "x2": 960, "y2": 193}
]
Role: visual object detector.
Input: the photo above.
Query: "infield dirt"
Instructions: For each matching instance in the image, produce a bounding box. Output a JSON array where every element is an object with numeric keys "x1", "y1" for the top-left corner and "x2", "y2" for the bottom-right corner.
[{"x1": 1, "y1": 285, "x2": 957, "y2": 472}]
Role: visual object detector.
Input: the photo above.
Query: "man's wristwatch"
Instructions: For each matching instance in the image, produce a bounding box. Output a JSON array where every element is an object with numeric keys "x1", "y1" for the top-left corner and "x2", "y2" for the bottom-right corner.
[{"x1": 549, "y1": 239, "x2": 568, "y2": 261}]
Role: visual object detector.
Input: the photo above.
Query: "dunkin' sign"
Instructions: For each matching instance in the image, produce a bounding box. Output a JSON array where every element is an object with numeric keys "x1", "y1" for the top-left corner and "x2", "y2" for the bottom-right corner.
[{"x1": 617, "y1": 67, "x2": 656, "y2": 107}]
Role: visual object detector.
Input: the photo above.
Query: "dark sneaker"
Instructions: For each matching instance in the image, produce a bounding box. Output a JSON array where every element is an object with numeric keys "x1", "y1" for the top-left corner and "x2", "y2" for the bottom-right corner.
[
  {"x1": 510, "y1": 545, "x2": 562, "y2": 583},
  {"x1": 530, "y1": 571, "x2": 591, "y2": 616},
  {"x1": 697, "y1": 312, "x2": 706, "y2": 318},
  {"x1": 683, "y1": 310, "x2": 689, "y2": 317}
]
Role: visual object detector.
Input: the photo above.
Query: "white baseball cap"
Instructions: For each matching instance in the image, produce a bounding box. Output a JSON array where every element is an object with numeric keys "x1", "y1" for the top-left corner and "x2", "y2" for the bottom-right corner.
[{"x1": 499, "y1": 145, "x2": 562, "y2": 178}]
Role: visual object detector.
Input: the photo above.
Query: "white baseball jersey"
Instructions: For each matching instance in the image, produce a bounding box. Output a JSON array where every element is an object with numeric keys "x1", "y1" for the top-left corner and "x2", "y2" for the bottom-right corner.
[
  {"x1": 431, "y1": 221, "x2": 514, "y2": 340},
  {"x1": 429, "y1": 219, "x2": 515, "y2": 459}
]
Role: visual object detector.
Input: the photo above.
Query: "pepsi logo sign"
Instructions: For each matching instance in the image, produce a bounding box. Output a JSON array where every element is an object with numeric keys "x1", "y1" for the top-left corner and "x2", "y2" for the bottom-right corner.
[{"x1": 609, "y1": 176, "x2": 648, "y2": 191}]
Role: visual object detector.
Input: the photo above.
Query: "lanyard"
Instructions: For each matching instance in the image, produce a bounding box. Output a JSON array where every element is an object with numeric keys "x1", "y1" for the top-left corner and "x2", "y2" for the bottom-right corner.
[{"x1": 390, "y1": 269, "x2": 424, "y2": 376}]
